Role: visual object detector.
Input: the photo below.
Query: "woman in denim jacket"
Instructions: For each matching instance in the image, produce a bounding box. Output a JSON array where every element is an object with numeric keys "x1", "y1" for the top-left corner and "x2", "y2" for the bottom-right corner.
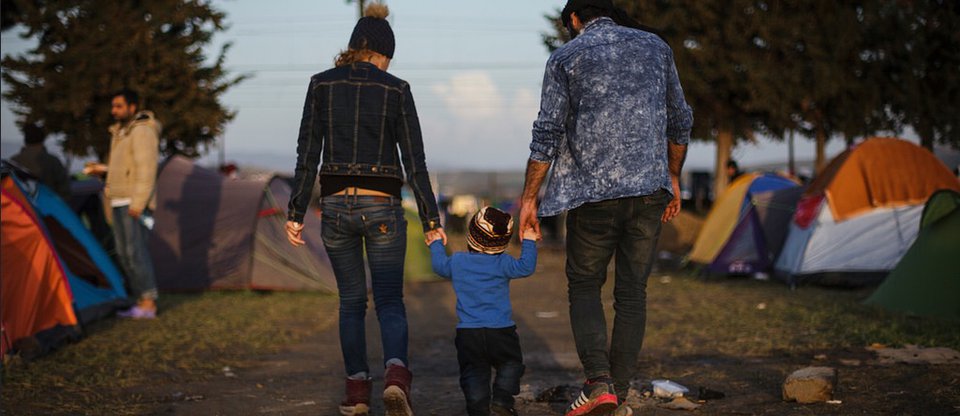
[{"x1": 285, "y1": 5, "x2": 444, "y2": 416}]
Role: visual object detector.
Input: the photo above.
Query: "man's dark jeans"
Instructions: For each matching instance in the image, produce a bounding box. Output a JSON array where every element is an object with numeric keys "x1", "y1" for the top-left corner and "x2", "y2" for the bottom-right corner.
[
  {"x1": 320, "y1": 195, "x2": 408, "y2": 376},
  {"x1": 455, "y1": 326, "x2": 525, "y2": 416},
  {"x1": 565, "y1": 190, "x2": 669, "y2": 397}
]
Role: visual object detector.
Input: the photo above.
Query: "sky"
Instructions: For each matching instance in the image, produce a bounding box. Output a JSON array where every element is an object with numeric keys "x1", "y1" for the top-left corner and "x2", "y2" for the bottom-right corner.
[{"x1": 1, "y1": 0, "x2": 874, "y2": 173}]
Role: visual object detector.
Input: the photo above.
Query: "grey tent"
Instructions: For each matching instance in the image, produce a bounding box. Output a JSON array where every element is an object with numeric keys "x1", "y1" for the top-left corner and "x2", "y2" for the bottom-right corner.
[{"x1": 149, "y1": 156, "x2": 335, "y2": 292}]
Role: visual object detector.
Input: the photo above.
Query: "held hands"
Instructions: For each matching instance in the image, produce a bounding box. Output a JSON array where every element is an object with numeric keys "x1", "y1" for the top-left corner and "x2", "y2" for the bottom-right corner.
[
  {"x1": 519, "y1": 198, "x2": 540, "y2": 239},
  {"x1": 424, "y1": 227, "x2": 448, "y2": 246},
  {"x1": 521, "y1": 227, "x2": 541, "y2": 241},
  {"x1": 285, "y1": 221, "x2": 305, "y2": 247},
  {"x1": 661, "y1": 175, "x2": 682, "y2": 223}
]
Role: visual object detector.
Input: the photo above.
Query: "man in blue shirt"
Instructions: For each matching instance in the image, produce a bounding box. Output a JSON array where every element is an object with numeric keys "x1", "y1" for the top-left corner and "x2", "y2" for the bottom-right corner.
[
  {"x1": 518, "y1": 1, "x2": 694, "y2": 415},
  {"x1": 429, "y1": 207, "x2": 538, "y2": 416}
]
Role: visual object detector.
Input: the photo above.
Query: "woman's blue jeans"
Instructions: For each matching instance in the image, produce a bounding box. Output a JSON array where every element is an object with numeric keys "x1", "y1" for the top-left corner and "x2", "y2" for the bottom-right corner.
[{"x1": 320, "y1": 195, "x2": 408, "y2": 376}]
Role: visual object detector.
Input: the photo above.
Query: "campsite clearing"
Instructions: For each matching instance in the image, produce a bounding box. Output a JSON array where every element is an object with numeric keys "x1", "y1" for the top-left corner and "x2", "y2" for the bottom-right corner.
[{"x1": 3, "y1": 245, "x2": 958, "y2": 415}]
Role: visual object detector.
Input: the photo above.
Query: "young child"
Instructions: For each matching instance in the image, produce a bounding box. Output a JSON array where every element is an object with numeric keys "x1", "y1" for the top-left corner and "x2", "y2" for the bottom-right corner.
[{"x1": 427, "y1": 206, "x2": 538, "y2": 416}]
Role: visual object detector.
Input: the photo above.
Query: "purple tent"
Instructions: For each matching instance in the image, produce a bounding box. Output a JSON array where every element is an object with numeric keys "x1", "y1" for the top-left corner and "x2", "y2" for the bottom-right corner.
[
  {"x1": 709, "y1": 179, "x2": 804, "y2": 275},
  {"x1": 149, "y1": 156, "x2": 335, "y2": 292}
]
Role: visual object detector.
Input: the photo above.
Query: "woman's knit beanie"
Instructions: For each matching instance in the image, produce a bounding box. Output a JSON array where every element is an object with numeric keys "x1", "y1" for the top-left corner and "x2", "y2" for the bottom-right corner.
[{"x1": 349, "y1": 3, "x2": 395, "y2": 59}]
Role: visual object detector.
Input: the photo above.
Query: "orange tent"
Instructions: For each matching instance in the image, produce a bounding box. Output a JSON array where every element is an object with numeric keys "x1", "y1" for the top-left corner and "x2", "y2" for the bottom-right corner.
[
  {"x1": 806, "y1": 137, "x2": 960, "y2": 222},
  {"x1": 777, "y1": 138, "x2": 960, "y2": 284},
  {"x1": 1, "y1": 177, "x2": 77, "y2": 356}
]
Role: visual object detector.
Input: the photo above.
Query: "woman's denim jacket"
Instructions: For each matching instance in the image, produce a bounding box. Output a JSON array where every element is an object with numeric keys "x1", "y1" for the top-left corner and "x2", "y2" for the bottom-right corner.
[{"x1": 288, "y1": 62, "x2": 441, "y2": 230}]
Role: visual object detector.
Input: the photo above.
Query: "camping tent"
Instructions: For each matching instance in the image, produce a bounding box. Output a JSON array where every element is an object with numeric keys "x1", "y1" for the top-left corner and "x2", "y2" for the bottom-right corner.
[
  {"x1": 689, "y1": 173, "x2": 801, "y2": 275},
  {"x1": 864, "y1": 190, "x2": 960, "y2": 320},
  {"x1": 149, "y1": 156, "x2": 337, "y2": 291},
  {"x1": 1, "y1": 176, "x2": 78, "y2": 357},
  {"x1": 2, "y1": 174, "x2": 129, "y2": 323},
  {"x1": 775, "y1": 138, "x2": 960, "y2": 285}
]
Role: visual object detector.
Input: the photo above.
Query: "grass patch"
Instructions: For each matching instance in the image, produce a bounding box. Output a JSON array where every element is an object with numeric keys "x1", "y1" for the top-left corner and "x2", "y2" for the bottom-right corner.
[
  {"x1": 4, "y1": 259, "x2": 958, "y2": 415},
  {"x1": 1, "y1": 291, "x2": 335, "y2": 415},
  {"x1": 642, "y1": 273, "x2": 960, "y2": 357}
]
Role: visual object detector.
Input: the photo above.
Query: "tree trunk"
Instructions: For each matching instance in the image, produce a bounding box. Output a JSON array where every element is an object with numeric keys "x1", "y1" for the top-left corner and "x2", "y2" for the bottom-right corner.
[
  {"x1": 357, "y1": 0, "x2": 366, "y2": 18},
  {"x1": 815, "y1": 125, "x2": 827, "y2": 174},
  {"x1": 920, "y1": 135, "x2": 934, "y2": 151},
  {"x1": 714, "y1": 128, "x2": 734, "y2": 199},
  {"x1": 788, "y1": 130, "x2": 796, "y2": 176}
]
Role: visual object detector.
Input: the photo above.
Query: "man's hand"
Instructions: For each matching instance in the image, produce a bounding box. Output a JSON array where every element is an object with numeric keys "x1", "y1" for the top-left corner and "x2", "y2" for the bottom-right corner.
[
  {"x1": 519, "y1": 158, "x2": 550, "y2": 238},
  {"x1": 285, "y1": 221, "x2": 305, "y2": 247},
  {"x1": 83, "y1": 162, "x2": 108, "y2": 176},
  {"x1": 424, "y1": 227, "x2": 447, "y2": 246},
  {"x1": 519, "y1": 199, "x2": 540, "y2": 238},
  {"x1": 128, "y1": 207, "x2": 142, "y2": 219},
  {"x1": 662, "y1": 175, "x2": 682, "y2": 223},
  {"x1": 521, "y1": 227, "x2": 541, "y2": 241}
]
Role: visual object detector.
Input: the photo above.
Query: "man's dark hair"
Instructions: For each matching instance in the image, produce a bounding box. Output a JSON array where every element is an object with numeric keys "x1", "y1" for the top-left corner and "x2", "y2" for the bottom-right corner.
[
  {"x1": 22, "y1": 123, "x2": 46, "y2": 145},
  {"x1": 113, "y1": 88, "x2": 140, "y2": 107},
  {"x1": 727, "y1": 160, "x2": 739, "y2": 170},
  {"x1": 561, "y1": 0, "x2": 664, "y2": 43},
  {"x1": 575, "y1": 6, "x2": 612, "y2": 25}
]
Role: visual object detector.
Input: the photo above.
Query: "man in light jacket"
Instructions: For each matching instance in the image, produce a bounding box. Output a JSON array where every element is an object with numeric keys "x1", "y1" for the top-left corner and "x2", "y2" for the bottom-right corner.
[{"x1": 87, "y1": 89, "x2": 161, "y2": 319}]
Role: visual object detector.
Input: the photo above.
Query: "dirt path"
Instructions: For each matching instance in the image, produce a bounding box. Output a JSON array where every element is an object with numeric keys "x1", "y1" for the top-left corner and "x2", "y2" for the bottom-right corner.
[
  {"x1": 131, "y1": 247, "x2": 579, "y2": 415},
  {"x1": 127, "y1": 247, "x2": 960, "y2": 415}
]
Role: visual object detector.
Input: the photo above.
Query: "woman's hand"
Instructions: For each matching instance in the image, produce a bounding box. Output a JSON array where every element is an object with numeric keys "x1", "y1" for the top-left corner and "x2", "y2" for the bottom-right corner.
[
  {"x1": 424, "y1": 227, "x2": 447, "y2": 246},
  {"x1": 285, "y1": 221, "x2": 306, "y2": 247}
]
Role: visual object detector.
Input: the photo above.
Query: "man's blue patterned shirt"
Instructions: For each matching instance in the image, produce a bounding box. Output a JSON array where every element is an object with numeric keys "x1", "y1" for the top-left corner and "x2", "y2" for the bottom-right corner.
[{"x1": 529, "y1": 17, "x2": 694, "y2": 217}]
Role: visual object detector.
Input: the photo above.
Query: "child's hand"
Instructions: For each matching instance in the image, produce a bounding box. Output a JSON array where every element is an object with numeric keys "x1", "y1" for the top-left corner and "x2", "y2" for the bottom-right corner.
[
  {"x1": 425, "y1": 233, "x2": 443, "y2": 246},
  {"x1": 522, "y1": 227, "x2": 541, "y2": 241}
]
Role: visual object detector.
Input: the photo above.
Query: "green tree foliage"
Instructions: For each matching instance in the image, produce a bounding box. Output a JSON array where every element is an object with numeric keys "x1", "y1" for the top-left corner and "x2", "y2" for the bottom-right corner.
[
  {"x1": 880, "y1": 0, "x2": 960, "y2": 150},
  {"x1": 542, "y1": 1, "x2": 960, "y2": 182},
  {"x1": 0, "y1": 0, "x2": 24, "y2": 30},
  {"x1": 545, "y1": 1, "x2": 780, "y2": 192},
  {"x1": 757, "y1": 2, "x2": 891, "y2": 170},
  {"x1": 1, "y1": 0, "x2": 246, "y2": 158}
]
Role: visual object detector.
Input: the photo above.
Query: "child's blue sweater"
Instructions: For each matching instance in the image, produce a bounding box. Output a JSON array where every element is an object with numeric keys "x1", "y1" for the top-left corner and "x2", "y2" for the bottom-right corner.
[{"x1": 429, "y1": 240, "x2": 537, "y2": 329}]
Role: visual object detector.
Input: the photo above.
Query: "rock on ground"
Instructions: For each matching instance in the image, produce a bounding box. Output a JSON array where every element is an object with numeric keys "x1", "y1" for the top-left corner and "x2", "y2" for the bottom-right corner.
[{"x1": 782, "y1": 366, "x2": 836, "y2": 404}]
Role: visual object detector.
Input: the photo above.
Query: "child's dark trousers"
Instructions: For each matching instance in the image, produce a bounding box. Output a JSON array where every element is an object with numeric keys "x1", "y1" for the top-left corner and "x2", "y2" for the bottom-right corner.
[{"x1": 455, "y1": 326, "x2": 525, "y2": 416}]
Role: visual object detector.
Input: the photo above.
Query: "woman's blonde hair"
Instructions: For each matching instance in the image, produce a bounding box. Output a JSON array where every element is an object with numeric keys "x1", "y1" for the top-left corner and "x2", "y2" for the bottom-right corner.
[{"x1": 335, "y1": 47, "x2": 377, "y2": 67}]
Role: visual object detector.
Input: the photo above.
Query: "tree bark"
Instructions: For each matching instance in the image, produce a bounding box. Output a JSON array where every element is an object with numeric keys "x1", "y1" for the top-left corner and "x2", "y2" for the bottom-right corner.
[
  {"x1": 788, "y1": 130, "x2": 796, "y2": 176},
  {"x1": 815, "y1": 125, "x2": 827, "y2": 174},
  {"x1": 714, "y1": 128, "x2": 734, "y2": 199}
]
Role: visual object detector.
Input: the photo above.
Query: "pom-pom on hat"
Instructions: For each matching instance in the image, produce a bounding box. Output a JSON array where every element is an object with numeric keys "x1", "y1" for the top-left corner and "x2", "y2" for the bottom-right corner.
[
  {"x1": 467, "y1": 207, "x2": 515, "y2": 255},
  {"x1": 348, "y1": 3, "x2": 395, "y2": 59}
]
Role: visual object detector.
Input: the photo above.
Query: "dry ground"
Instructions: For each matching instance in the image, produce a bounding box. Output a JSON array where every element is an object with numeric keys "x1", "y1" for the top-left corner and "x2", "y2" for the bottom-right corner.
[{"x1": 3, "y1": 216, "x2": 959, "y2": 415}]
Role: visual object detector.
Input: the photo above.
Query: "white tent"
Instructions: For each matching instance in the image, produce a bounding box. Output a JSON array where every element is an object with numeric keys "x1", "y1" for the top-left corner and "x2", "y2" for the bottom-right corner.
[{"x1": 775, "y1": 204, "x2": 921, "y2": 285}]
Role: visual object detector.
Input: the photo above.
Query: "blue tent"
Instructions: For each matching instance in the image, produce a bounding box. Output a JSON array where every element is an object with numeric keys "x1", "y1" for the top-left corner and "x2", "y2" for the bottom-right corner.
[
  {"x1": 691, "y1": 173, "x2": 802, "y2": 275},
  {"x1": 11, "y1": 176, "x2": 128, "y2": 323}
]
